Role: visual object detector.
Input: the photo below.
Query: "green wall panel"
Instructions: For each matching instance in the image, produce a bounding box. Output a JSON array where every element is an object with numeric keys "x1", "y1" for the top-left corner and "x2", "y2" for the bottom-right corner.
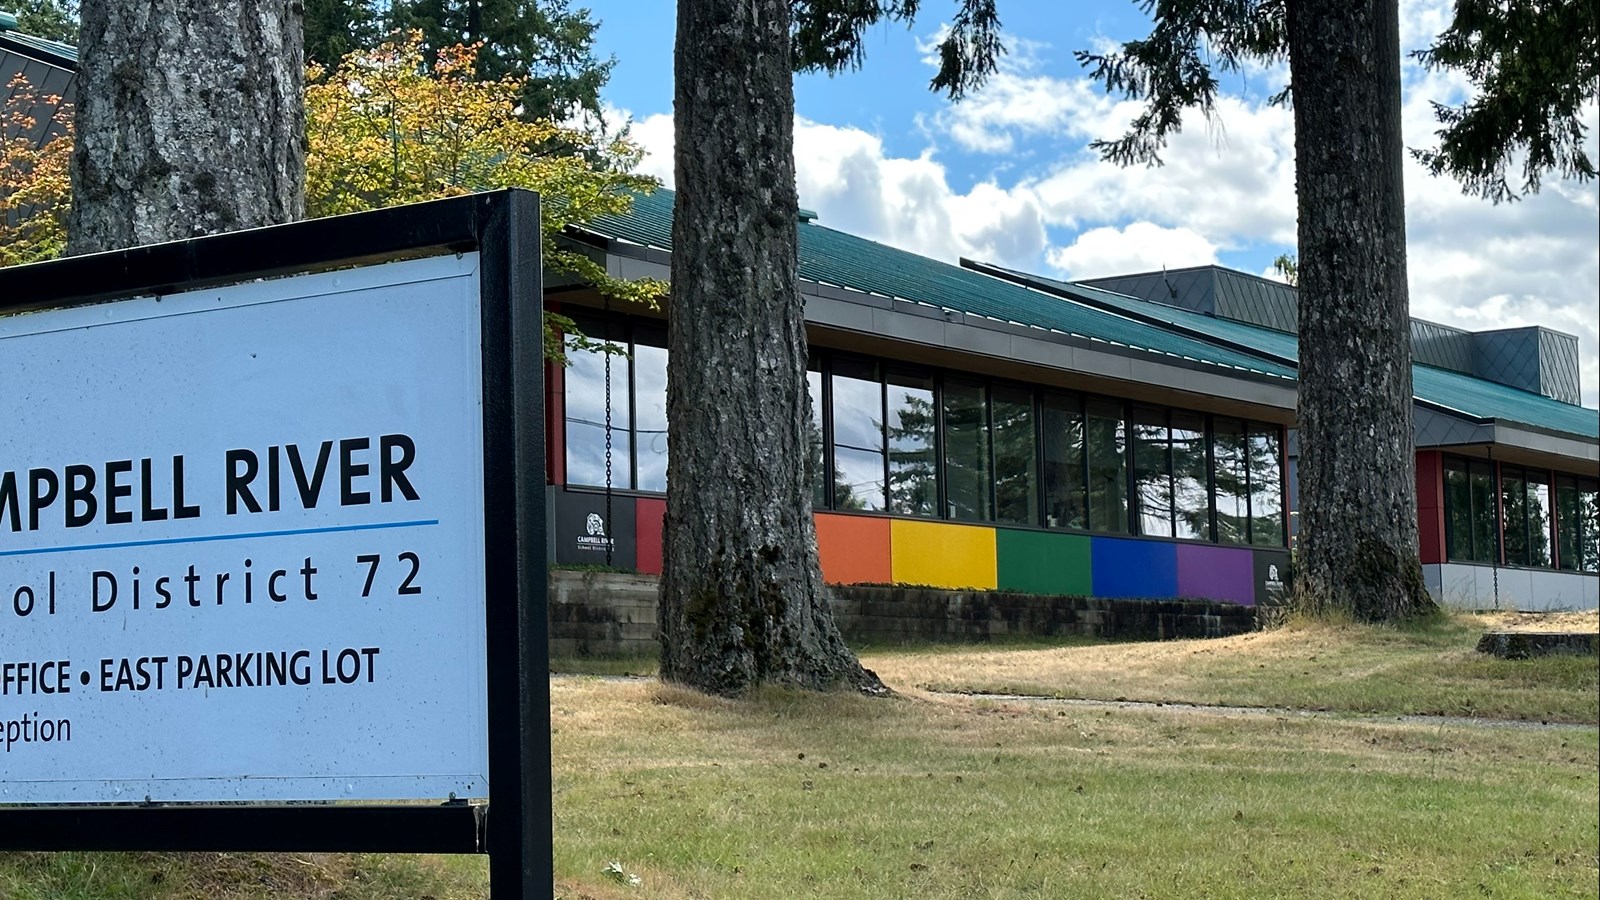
[{"x1": 995, "y1": 529, "x2": 1092, "y2": 595}]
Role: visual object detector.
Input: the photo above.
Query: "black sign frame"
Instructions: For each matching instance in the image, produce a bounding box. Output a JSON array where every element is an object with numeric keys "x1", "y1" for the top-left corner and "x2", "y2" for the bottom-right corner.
[{"x1": 0, "y1": 190, "x2": 551, "y2": 897}]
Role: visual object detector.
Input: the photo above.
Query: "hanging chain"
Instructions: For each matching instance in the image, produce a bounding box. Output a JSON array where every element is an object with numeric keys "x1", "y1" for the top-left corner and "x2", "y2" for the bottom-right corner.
[{"x1": 603, "y1": 296, "x2": 615, "y2": 568}]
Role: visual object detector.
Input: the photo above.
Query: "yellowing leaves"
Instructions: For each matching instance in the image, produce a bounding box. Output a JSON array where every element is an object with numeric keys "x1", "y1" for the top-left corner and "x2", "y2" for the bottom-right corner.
[
  {"x1": 305, "y1": 34, "x2": 667, "y2": 357},
  {"x1": 0, "y1": 73, "x2": 72, "y2": 265},
  {"x1": 3, "y1": 33, "x2": 666, "y2": 347}
]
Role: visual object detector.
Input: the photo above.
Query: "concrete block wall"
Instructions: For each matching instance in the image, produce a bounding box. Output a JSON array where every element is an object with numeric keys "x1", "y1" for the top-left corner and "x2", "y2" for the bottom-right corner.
[{"x1": 548, "y1": 569, "x2": 661, "y2": 657}]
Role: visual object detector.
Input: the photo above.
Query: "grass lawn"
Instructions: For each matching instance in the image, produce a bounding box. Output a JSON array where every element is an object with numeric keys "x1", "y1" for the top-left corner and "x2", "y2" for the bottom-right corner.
[
  {"x1": 864, "y1": 610, "x2": 1600, "y2": 724},
  {"x1": 549, "y1": 678, "x2": 1597, "y2": 898},
  {"x1": 5, "y1": 610, "x2": 1596, "y2": 898},
  {"x1": 0, "y1": 851, "x2": 488, "y2": 900}
]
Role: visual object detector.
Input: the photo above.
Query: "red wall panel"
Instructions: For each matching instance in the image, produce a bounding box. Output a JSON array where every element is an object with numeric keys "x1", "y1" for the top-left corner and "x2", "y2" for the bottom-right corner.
[
  {"x1": 1415, "y1": 451, "x2": 1445, "y2": 564},
  {"x1": 635, "y1": 497, "x2": 666, "y2": 575}
]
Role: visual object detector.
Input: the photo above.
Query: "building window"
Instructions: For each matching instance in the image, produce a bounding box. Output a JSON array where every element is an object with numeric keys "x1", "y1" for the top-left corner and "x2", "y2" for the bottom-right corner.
[
  {"x1": 942, "y1": 380, "x2": 992, "y2": 521},
  {"x1": 1213, "y1": 418, "x2": 1250, "y2": 544},
  {"x1": 570, "y1": 336, "x2": 1294, "y2": 549},
  {"x1": 1443, "y1": 456, "x2": 1498, "y2": 563},
  {"x1": 807, "y1": 362, "x2": 825, "y2": 509},
  {"x1": 992, "y1": 386, "x2": 1038, "y2": 526},
  {"x1": 563, "y1": 328, "x2": 634, "y2": 491},
  {"x1": 1499, "y1": 464, "x2": 1559, "y2": 569},
  {"x1": 1041, "y1": 392, "x2": 1087, "y2": 530},
  {"x1": 632, "y1": 339, "x2": 669, "y2": 493},
  {"x1": 830, "y1": 357, "x2": 886, "y2": 511},
  {"x1": 1247, "y1": 425, "x2": 1284, "y2": 547},
  {"x1": 1501, "y1": 466, "x2": 1528, "y2": 565},
  {"x1": 1132, "y1": 405, "x2": 1174, "y2": 537},
  {"x1": 1171, "y1": 411, "x2": 1208, "y2": 540},
  {"x1": 1469, "y1": 461, "x2": 1497, "y2": 563},
  {"x1": 1085, "y1": 398, "x2": 1129, "y2": 534},
  {"x1": 886, "y1": 370, "x2": 938, "y2": 517},
  {"x1": 1555, "y1": 475, "x2": 1600, "y2": 572},
  {"x1": 1525, "y1": 470, "x2": 1553, "y2": 568},
  {"x1": 563, "y1": 321, "x2": 668, "y2": 493}
]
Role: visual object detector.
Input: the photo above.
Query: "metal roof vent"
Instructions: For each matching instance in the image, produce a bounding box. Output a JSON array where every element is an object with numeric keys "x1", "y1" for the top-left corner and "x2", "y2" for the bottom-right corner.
[
  {"x1": 798, "y1": 207, "x2": 818, "y2": 223},
  {"x1": 0, "y1": 12, "x2": 19, "y2": 31}
]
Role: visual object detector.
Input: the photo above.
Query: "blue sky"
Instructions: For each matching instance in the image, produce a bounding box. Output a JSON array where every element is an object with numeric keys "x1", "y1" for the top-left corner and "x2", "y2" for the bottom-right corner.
[{"x1": 580, "y1": 1, "x2": 1599, "y2": 404}]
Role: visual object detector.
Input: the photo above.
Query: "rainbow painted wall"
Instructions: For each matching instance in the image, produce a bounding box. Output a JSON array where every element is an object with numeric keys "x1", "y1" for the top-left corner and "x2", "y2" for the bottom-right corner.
[{"x1": 619, "y1": 499, "x2": 1263, "y2": 606}]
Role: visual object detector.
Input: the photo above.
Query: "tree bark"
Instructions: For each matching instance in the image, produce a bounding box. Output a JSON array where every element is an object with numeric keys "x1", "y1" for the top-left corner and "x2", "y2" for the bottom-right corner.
[
  {"x1": 1287, "y1": 0, "x2": 1436, "y2": 621},
  {"x1": 661, "y1": 0, "x2": 885, "y2": 695},
  {"x1": 68, "y1": 0, "x2": 305, "y2": 254}
]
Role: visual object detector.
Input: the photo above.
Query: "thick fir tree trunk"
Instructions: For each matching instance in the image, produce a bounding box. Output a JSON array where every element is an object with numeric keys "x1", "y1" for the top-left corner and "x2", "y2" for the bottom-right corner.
[
  {"x1": 660, "y1": 0, "x2": 885, "y2": 695},
  {"x1": 1287, "y1": 0, "x2": 1436, "y2": 621},
  {"x1": 68, "y1": 0, "x2": 305, "y2": 254}
]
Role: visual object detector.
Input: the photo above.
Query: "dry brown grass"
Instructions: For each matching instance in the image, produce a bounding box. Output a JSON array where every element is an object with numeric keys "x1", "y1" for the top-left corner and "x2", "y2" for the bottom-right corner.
[
  {"x1": 549, "y1": 676, "x2": 1598, "y2": 899},
  {"x1": 1472, "y1": 609, "x2": 1600, "y2": 632},
  {"x1": 859, "y1": 609, "x2": 1600, "y2": 722}
]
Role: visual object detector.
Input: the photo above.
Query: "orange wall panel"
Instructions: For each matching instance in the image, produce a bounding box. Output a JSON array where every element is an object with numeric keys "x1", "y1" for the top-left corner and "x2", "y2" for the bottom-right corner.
[{"x1": 815, "y1": 513, "x2": 892, "y2": 585}]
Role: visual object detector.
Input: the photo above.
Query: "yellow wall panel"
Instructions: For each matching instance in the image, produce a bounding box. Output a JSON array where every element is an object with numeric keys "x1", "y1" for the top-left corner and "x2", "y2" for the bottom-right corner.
[{"x1": 889, "y1": 519, "x2": 998, "y2": 590}]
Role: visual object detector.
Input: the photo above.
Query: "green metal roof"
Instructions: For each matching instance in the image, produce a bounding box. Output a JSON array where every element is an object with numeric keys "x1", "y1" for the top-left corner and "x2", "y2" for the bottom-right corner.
[
  {"x1": 973, "y1": 262, "x2": 1599, "y2": 441},
  {"x1": 1412, "y1": 365, "x2": 1599, "y2": 439},
  {"x1": 0, "y1": 25, "x2": 77, "y2": 68},
  {"x1": 581, "y1": 189, "x2": 1296, "y2": 381}
]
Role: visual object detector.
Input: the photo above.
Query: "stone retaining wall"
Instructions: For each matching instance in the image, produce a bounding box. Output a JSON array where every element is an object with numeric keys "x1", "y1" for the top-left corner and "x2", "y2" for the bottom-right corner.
[
  {"x1": 830, "y1": 584, "x2": 1258, "y2": 643},
  {"x1": 548, "y1": 570, "x2": 661, "y2": 658},
  {"x1": 1475, "y1": 631, "x2": 1598, "y2": 659},
  {"x1": 548, "y1": 570, "x2": 1259, "y2": 657}
]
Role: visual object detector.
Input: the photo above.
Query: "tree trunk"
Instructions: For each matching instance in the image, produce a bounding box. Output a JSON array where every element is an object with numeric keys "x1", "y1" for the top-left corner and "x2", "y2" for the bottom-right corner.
[
  {"x1": 68, "y1": 0, "x2": 305, "y2": 254},
  {"x1": 661, "y1": 0, "x2": 885, "y2": 695},
  {"x1": 1287, "y1": 0, "x2": 1436, "y2": 621}
]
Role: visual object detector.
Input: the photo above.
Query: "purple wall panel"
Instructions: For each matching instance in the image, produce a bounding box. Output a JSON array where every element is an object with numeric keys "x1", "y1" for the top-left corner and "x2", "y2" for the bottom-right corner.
[{"x1": 1176, "y1": 544, "x2": 1255, "y2": 605}]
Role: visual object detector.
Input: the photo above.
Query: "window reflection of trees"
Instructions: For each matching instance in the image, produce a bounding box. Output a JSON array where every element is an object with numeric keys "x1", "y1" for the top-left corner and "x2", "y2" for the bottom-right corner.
[
  {"x1": 1525, "y1": 471, "x2": 1552, "y2": 567},
  {"x1": 563, "y1": 332, "x2": 633, "y2": 490},
  {"x1": 1086, "y1": 399, "x2": 1129, "y2": 535},
  {"x1": 1469, "y1": 466, "x2": 1496, "y2": 562},
  {"x1": 1171, "y1": 412, "x2": 1208, "y2": 540},
  {"x1": 633, "y1": 343, "x2": 669, "y2": 493},
  {"x1": 1213, "y1": 419, "x2": 1249, "y2": 544},
  {"x1": 560, "y1": 323, "x2": 1304, "y2": 550},
  {"x1": 1580, "y1": 482, "x2": 1600, "y2": 572},
  {"x1": 886, "y1": 374, "x2": 937, "y2": 517},
  {"x1": 1043, "y1": 394, "x2": 1087, "y2": 529},
  {"x1": 1132, "y1": 406, "x2": 1173, "y2": 537},
  {"x1": 831, "y1": 360, "x2": 886, "y2": 511},
  {"x1": 1247, "y1": 427, "x2": 1283, "y2": 547},
  {"x1": 992, "y1": 387, "x2": 1037, "y2": 525},
  {"x1": 943, "y1": 381, "x2": 991, "y2": 521},
  {"x1": 807, "y1": 367, "x2": 826, "y2": 509},
  {"x1": 1556, "y1": 475, "x2": 1600, "y2": 572},
  {"x1": 1443, "y1": 457, "x2": 1498, "y2": 563}
]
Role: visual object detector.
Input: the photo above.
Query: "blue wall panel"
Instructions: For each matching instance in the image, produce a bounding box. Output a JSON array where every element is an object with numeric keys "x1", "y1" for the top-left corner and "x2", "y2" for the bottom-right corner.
[{"x1": 1090, "y1": 537, "x2": 1178, "y2": 598}]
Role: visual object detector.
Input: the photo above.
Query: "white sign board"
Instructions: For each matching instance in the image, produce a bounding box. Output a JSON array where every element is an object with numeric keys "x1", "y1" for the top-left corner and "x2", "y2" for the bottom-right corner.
[{"x1": 0, "y1": 254, "x2": 490, "y2": 804}]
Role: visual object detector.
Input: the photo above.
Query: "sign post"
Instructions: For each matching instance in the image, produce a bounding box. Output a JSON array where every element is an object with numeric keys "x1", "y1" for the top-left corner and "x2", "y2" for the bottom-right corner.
[{"x1": 0, "y1": 190, "x2": 549, "y2": 897}]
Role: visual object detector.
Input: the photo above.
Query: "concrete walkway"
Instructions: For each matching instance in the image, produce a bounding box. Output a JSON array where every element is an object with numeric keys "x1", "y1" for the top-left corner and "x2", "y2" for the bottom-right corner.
[{"x1": 929, "y1": 688, "x2": 1598, "y2": 732}]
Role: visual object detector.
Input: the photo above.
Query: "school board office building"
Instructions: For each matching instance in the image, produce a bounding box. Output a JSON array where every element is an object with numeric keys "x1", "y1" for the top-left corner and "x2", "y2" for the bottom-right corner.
[
  {"x1": 545, "y1": 189, "x2": 1599, "y2": 613},
  {"x1": 7, "y1": 23, "x2": 1591, "y2": 612}
]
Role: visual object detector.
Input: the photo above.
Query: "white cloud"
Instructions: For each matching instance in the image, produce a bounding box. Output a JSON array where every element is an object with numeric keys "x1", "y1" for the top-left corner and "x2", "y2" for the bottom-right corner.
[
  {"x1": 1047, "y1": 223, "x2": 1219, "y2": 279},
  {"x1": 622, "y1": 109, "x2": 1052, "y2": 270},
  {"x1": 609, "y1": 1, "x2": 1599, "y2": 404},
  {"x1": 625, "y1": 111, "x2": 675, "y2": 185}
]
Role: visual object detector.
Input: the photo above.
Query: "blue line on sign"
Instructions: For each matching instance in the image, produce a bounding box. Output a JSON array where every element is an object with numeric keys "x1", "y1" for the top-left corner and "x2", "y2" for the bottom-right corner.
[{"x1": 0, "y1": 519, "x2": 442, "y2": 558}]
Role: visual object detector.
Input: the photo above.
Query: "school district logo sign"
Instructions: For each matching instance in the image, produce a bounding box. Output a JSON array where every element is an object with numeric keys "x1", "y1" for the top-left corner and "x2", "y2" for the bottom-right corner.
[{"x1": 577, "y1": 513, "x2": 614, "y2": 552}]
